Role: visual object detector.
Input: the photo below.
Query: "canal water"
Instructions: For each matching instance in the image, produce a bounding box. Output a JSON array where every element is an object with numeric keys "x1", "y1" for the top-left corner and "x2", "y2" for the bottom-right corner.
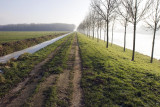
[{"x1": 0, "y1": 32, "x2": 71, "y2": 63}]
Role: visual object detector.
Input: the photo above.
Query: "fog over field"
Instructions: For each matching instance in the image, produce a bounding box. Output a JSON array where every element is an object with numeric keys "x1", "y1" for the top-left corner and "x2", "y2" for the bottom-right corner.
[
  {"x1": 0, "y1": 0, "x2": 90, "y2": 27},
  {"x1": 0, "y1": 23, "x2": 75, "y2": 31}
]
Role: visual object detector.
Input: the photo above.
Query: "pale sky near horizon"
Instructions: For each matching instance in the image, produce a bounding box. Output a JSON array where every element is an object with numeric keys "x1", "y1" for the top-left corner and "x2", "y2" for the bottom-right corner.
[{"x1": 0, "y1": 0, "x2": 91, "y2": 27}]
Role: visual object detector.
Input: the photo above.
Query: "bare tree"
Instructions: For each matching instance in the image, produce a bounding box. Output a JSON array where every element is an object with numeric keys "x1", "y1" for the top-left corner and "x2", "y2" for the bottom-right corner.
[
  {"x1": 77, "y1": 22, "x2": 85, "y2": 34},
  {"x1": 91, "y1": 0, "x2": 120, "y2": 48},
  {"x1": 102, "y1": 20, "x2": 107, "y2": 42},
  {"x1": 123, "y1": 0, "x2": 152, "y2": 61},
  {"x1": 90, "y1": 9, "x2": 97, "y2": 39},
  {"x1": 145, "y1": 0, "x2": 160, "y2": 63},
  {"x1": 117, "y1": 0, "x2": 130, "y2": 51},
  {"x1": 99, "y1": 18, "x2": 103, "y2": 40},
  {"x1": 96, "y1": 12, "x2": 100, "y2": 42},
  {"x1": 85, "y1": 14, "x2": 92, "y2": 37},
  {"x1": 111, "y1": 14, "x2": 117, "y2": 46}
]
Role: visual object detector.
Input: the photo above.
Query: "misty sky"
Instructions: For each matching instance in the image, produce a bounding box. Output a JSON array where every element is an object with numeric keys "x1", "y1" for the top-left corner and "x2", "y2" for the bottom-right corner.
[{"x1": 0, "y1": 0, "x2": 90, "y2": 27}]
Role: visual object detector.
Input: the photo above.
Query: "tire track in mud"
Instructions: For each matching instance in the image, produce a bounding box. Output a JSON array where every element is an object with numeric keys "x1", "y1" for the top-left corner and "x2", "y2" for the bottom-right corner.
[
  {"x1": 0, "y1": 35, "x2": 71, "y2": 107},
  {"x1": 29, "y1": 34, "x2": 76, "y2": 107},
  {"x1": 56, "y1": 33, "x2": 83, "y2": 107},
  {"x1": 56, "y1": 34, "x2": 76, "y2": 106},
  {"x1": 71, "y1": 34, "x2": 83, "y2": 107}
]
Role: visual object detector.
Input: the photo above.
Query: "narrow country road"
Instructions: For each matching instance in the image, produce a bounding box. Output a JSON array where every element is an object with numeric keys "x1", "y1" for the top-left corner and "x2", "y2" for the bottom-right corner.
[{"x1": 71, "y1": 34, "x2": 83, "y2": 107}]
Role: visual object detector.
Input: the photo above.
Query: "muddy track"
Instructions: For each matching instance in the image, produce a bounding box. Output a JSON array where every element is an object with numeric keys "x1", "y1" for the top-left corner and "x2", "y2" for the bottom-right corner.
[
  {"x1": 30, "y1": 74, "x2": 58, "y2": 107},
  {"x1": 56, "y1": 34, "x2": 83, "y2": 107},
  {"x1": 0, "y1": 36, "x2": 71, "y2": 107},
  {"x1": 56, "y1": 34, "x2": 76, "y2": 106},
  {"x1": 28, "y1": 34, "x2": 76, "y2": 107},
  {"x1": 71, "y1": 34, "x2": 83, "y2": 107},
  {"x1": 27, "y1": 34, "x2": 76, "y2": 107}
]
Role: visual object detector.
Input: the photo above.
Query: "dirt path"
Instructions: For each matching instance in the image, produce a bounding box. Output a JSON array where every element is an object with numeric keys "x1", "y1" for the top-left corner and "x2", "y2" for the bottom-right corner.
[
  {"x1": 71, "y1": 35, "x2": 83, "y2": 107},
  {"x1": 57, "y1": 69, "x2": 70, "y2": 103},
  {"x1": 30, "y1": 75, "x2": 58, "y2": 107},
  {"x1": 0, "y1": 34, "x2": 83, "y2": 107},
  {"x1": 0, "y1": 37, "x2": 69, "y2": 107},
  {"x1": 56, "y1": 35, "x2": 76, "y2": 106},
  {"x1": 56, "y1": 34, "x2": 83, "y2": 107},
  {"x1": 29, "y1": 37, "x2": 76, "y2": 107}
]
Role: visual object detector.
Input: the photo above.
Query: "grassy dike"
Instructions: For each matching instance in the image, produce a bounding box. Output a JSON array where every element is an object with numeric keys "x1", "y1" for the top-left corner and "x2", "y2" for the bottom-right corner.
[
  {"x1": 78, "y1": 33, "x2": 160, "y2": 106},
  {"x1": 0, "y1": 33, "x2": 72, "y2": 98}
]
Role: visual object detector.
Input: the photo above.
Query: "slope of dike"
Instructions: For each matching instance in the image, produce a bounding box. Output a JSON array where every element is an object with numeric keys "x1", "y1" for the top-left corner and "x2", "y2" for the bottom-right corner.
[{"x1": 78, "y1": 33, "x2": 160, "y2": 106}]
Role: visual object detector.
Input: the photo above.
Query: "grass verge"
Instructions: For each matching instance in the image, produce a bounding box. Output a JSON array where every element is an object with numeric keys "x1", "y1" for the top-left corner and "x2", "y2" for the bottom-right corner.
[{"x1": 78, "y1": 33, "x2": 160, "y2": 106}]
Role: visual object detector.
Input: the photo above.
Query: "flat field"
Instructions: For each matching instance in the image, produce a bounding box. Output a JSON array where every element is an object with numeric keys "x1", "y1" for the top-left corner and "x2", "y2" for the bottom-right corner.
[
  {"x1": 0, "y1": 31, "x2": 66, "y2": 43},
  {"x1": 0, "y1": 31, "x2": 68, "y2": 56}
]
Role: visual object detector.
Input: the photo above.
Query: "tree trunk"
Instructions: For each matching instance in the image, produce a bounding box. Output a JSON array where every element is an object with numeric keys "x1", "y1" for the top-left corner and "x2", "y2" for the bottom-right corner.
[
  {"x1": 97, "y1": 28, "x2": 99, "y2": 42},
  {"x1": 89, "y1": 28, "x2": 90, "y2": 38},
  {"x1": 151, "y1": 24, "x2": 157, "y2": 63},
  {"x1": 87, "y1": 28, "x2": 89, "y2": 37},
  {"x1": 111, "y1": 24, "x2": 114, "y2": 46},
  {"x1": 89, "y1": 28, "x2": 91, "y2": 38},
  {"x1": 132, "y1": 21, "x2": 137, "y2": 61},
  {"x1": 100, "y1": 21, "x2": 102, "y2": 40},
  {"x1": 93, "y1": 27, "x2": 94, "y2": 39},
  {"x1": 104, "y1": 30, "x2": 105, "y2": 42},
  {"x1": 106, "y1": 19, "x2": 109, "y2": 48},
  {"x1": 104, "y1": 22, "x2": 106, "y2": 42},
  {"x1": 132, "y1": 0, "x2": 137, "y2": 61},
  {"x1": 100, "y1": 27, "x2": 102, "y2": 40},
  {"x1": 124, "y1": 23, "x2": 127, "y2": 52}
]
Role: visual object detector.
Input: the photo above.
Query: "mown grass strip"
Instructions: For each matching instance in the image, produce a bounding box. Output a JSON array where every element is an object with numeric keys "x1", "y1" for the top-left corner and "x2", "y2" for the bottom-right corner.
[
  {"x1": 78, "y1": 33, "x2": 160, "y2": 106},
  {"x1": 0, "y1": 33, "x2": 72, "y2": 98}
]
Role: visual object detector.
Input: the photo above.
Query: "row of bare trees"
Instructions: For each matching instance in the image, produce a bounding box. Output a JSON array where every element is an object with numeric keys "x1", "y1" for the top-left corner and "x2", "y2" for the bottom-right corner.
[{"x1": 77, "y1": 0, "x2": 160, "y2": 63}]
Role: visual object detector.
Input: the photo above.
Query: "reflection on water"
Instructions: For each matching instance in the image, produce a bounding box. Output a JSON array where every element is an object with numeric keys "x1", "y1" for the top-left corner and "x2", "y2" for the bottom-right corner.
[{"x1": 0, "y1": 33, "x2": 71, "y2": 63}]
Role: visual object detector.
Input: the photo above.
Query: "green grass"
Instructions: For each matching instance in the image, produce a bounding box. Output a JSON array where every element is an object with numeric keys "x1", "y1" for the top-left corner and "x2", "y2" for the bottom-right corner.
[
  {"x1": 78, "y1": 33, "x2": 160, "y2": 107},
  {"x1": 43, "y1": 33, "x2": 75, "y2": 107},
  {"x1": 23, "y1": 34, "x2": 74, "y2": 106},
  {"x1": 0, "y1": 31, "x2": 67, "y2": 43},
  {"x1": 0, "y1": 33, "x2": 73, "y2": 98},
  {"x1": 42, "y1": 34, "x2": 74, "y2": 74},
  {"x1": 0, "y1": 32, "x2": 68, "y2": 56},
  {"x1": 44, "y1": 86, "x2": 58, "y2": 107}
]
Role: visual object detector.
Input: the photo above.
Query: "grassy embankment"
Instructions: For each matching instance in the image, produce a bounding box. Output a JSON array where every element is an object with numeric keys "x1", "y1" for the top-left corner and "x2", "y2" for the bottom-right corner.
[
  {"x1": 0, "y1": 33, "x2": 72, "y2": 98},
  {"x1": 78, "y1": 33, "x2": 160, "y2": 106},
  {"x1": 0, "y1": 31, "x2": 68, "y2": 56}
]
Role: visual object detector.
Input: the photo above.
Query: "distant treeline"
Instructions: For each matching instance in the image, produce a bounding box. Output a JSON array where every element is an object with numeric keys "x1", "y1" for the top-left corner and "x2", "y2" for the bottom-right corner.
[{"x1": 0, "y1": 23, "x2": 75, "y2": 31}]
